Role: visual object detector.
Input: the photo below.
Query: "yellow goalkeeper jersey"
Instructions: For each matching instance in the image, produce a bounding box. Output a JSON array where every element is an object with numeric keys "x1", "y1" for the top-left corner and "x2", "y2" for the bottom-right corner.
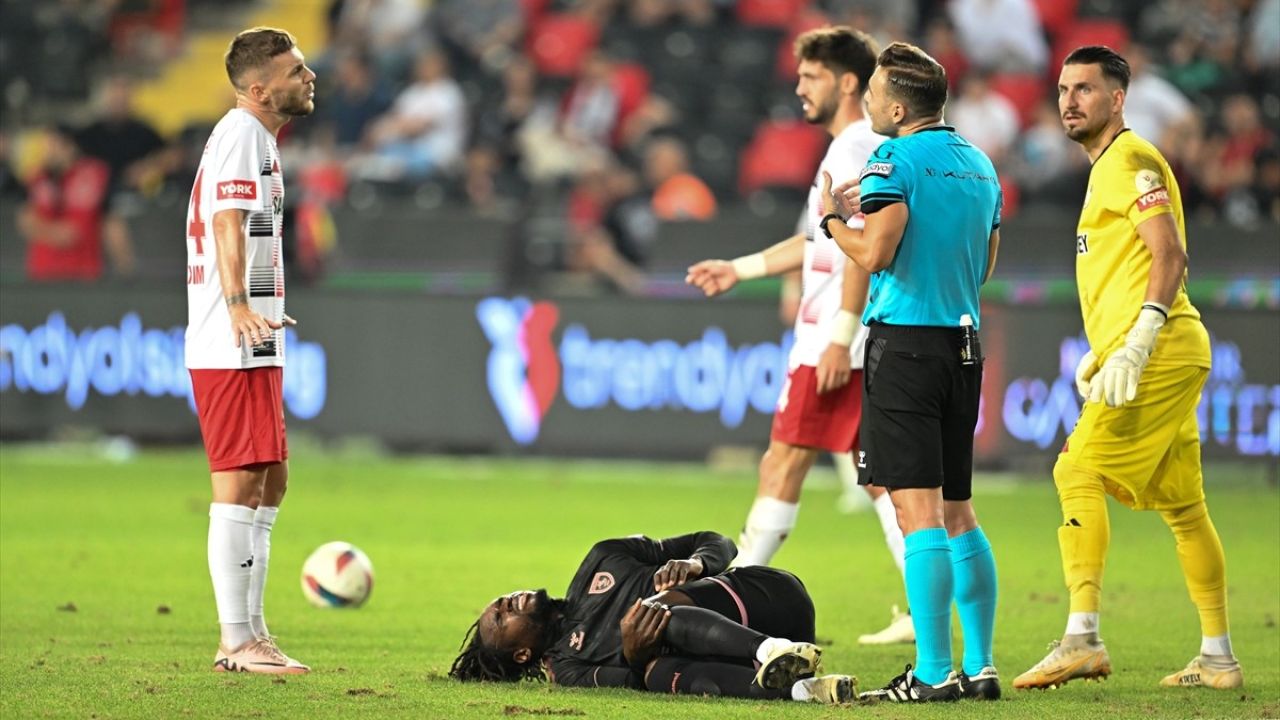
[{"x1": 1075, "y1": 129, "x2": 1210, "y2": 368}]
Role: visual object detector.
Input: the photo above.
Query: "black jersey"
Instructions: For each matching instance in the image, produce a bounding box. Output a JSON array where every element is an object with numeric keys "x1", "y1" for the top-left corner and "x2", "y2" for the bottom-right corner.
[{"x1": 543, "y1": 531, "x2": 735, "y2": 689}]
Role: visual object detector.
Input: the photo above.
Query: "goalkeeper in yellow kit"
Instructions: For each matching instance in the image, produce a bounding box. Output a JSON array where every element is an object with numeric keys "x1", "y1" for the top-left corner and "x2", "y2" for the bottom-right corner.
[{"x1": 1014, "y1": 46, "x2": 1243, "y2": 691}]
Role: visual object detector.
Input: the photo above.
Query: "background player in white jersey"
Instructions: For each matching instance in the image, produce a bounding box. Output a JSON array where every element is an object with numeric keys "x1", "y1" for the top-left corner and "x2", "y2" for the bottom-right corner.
[
  {"x1": 185, "y1": 27, "x2": 315, "y2": 674},
  {"x1": 686, "y1": 26, "x2": 912, "y2": 647}
]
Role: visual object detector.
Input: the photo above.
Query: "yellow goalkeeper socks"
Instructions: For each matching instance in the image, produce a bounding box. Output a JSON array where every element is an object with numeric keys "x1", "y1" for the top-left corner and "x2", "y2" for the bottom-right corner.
[
  {"x1": 1054, "y1": 465, "x2": 1110, "y2": 614},
  {"x1": 1160, "y1": 501, "x2": 1230, "y2": 638}
]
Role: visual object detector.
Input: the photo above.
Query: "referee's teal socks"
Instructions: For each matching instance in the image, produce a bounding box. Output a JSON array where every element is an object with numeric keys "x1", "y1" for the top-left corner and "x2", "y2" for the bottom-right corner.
[
  {"x1": 904, "y1": 527, "x2": 953, "y2": 685},
  {"x1": 951, "y1": 527, "x2": 997, "y2": 675}
]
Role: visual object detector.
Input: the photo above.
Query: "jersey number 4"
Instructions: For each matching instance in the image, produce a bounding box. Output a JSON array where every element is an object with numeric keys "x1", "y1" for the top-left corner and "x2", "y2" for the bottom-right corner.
[{"x1": 188, "y1": 168, "x2": 206, "y2": 255}]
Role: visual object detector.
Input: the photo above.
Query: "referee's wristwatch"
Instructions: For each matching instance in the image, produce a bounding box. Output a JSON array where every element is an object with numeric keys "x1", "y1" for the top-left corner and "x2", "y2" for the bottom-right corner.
[{"x1": 819, "y1": 213, "x2": 842, "y2": 239}]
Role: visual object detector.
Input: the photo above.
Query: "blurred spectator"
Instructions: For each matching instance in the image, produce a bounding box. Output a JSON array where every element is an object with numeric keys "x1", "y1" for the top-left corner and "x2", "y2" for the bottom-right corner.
[
  {"x1": 17, "y1": 126, "x2": 129, "y2": 281},
  {"x1": 431, "y1": 0, "x2": 524, "y2": 77},
  {"x1": 1205, "y1": 94, "x2": 1277, "y2": 226},
  {"x1": 518, "y1": 52, "x2": 621, "y2": 183},
  {"x1": 1014, "y1": 100, "x2": 1086, "y2": 199},
  {"x1": 643, "y1": 136, "x2": 717, "y2": 221},
  {"x1": 825, "y1": 0, "x2": 917, "y2": 46},
  {"x1": 1246, "y1": 0, "x2": 1280, "y2": 77},
  {"x1": 948, "y1": 0, "x2": 1047, "y2": 74},
  {"x1": 561, "y1": 52, "x2": 624, "y2": 151},
  {"x1": 1123, "y1": 44, "x2": 1197, "y2": 151},
  {"x1": 565, "y1": 159, "x2": 656, "y2": 294},
  {"x1": 362, "y1": 50, "x2": 468, "y2": 181},
  {"x1": 922, "y1": 17, "x2": 969, "y2": 90},
  {"x1": 314, "y1": 49, "x2": 393, "y2": 150},
  {"x1": 1249, "y1": 147, "x2": 1280, "y2": 223},
  {"x1": 1164, "y1": 31, "x2": 1228, "y2": 100},
  {"x1": 1162, "y1": 113, "x2": 1216, "y2": 218},
  {"x1": 331, "y1": 0, "x2": 428, "y2": 78},
  {"x1": 1204, "y1": 94, "x2": 1275, "y2": 199},
  {"x1": 76, "y1": 76, "x2": 174, "y2": 208},
  {"x1": 469, "y1": 58, "x2": 553, "y2": 207},
  {"x1": 948, "y1": 68, "x2": 1020, "y2": 167}
]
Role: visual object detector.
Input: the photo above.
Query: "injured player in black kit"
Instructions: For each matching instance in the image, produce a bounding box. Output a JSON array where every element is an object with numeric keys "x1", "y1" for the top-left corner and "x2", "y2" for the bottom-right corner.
[{"x1": 449, "y1": 531, "x2": 856, "y2": 703}]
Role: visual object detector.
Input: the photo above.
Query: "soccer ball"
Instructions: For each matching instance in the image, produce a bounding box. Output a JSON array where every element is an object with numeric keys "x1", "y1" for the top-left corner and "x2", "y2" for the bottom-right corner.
[{"x1": 300, "y1": 541, "x2": 374, "y2": 608}]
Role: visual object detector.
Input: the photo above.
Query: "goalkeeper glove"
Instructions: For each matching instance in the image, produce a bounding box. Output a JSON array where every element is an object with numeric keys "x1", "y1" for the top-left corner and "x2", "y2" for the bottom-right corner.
[
  {"x1": 1088, "y1": 304, "x2": 1167, "y2": 408},
  {"x1": 1074, "y1": 350, "x2": 1098, "y2": 399}
]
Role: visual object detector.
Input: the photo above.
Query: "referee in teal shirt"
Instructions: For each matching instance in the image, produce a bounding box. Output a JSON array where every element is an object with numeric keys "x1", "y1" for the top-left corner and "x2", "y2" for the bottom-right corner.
[{"x1": 819, "y1": 42, "x2": 1001, "y2": 703}]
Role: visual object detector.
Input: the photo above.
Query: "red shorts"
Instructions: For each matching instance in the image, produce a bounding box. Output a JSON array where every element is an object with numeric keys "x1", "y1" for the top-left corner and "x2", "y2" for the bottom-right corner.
[
  {"x1": 190, "y1": 367, "x2": 288, "y2": 472},
  {"x1": 770, "y1": 365, "x2": 862, "y2": 452}
]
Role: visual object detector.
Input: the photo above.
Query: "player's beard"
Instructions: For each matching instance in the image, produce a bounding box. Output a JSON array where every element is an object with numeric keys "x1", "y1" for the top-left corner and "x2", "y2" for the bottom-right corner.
[
  {"x1": 276, "y1": 88, "x2": 315, "y2": 117},
  {"x1": 803, "y1": 92, "x2": 838, "y2": 126},
  {"x1": 529, "y1": 589, "x2": 565, "y2": 659},
  {"x1": 1063, "y1": 112, "x2": 1102, "y2": 143}
]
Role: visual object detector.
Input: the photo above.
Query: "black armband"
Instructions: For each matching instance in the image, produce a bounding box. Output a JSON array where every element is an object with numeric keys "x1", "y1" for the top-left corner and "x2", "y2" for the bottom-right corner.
[{"x1": 819, "y1": 213, "x2": 842, "y2": 239}]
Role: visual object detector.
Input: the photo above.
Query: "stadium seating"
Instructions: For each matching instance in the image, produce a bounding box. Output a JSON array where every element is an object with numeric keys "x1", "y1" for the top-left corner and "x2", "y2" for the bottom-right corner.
[
  {"x1": 737, "y1": 0, "x2": 814, "y2": 29},
  {"x1": 737, "y1": 120, "x2": 826, "y2": 196},
  {"x1": 1032, "y1": 0, "x2": 1080, "y2": 39},
  {"x1": 991, "y1": 73, "x2": 1047, "y2": 128},
  {"x1": 1051, "y1": 19, "x2": 1130, "y2": 74},
  {"x1": 774, "y1": 9, "x2": 832, "y2": 81},
  {"x1": 526, "y1": 12, "x2": 601, "y2": 78}
]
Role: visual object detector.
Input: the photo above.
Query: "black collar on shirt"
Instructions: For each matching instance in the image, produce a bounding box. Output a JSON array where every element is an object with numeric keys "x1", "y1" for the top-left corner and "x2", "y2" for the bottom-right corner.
[
  {"x1": 915, "y1": 124, "x2": 956, "y2": 134},
  {"x1": 1092, "y1": 127, "x2": 1131, "y2": 165}
]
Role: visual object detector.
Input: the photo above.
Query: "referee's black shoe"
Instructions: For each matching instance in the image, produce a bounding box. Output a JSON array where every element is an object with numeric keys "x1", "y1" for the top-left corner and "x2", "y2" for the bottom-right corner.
[
  {"x1": 858, "y1": 665, "x2": 961, "y2": 703},
  {"x1": 958, "y1": 666, "x2": 1001, "y2": 700}
]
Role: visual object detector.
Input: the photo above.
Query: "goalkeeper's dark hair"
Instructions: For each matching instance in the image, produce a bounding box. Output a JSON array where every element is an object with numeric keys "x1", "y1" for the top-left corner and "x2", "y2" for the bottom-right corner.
[
  {"x1": 1063, "y1": 45, "x2": 1131, "y2": 91},
  {"x1": 448, "y1": 620, "x2": 547, "y2": 683},
  {"x1": 794, "y1": 26, "x2": 880, "y2": 93},
  {"x1": 876, "y1": 42, "x2": 948, "y2": 120},
  {"x1": 225, "y1": 27, "x2": 296, "y2": 90}
]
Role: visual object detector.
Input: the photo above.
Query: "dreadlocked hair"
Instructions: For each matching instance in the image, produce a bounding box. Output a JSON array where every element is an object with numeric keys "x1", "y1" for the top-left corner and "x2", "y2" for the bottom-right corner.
[{"x1": 448, "y1": 620, "x2": 548, "y2": 683}]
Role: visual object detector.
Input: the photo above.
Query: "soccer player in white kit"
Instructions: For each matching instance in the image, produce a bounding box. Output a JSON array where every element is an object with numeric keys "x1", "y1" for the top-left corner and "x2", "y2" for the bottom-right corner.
[
  {"x1": 185, "y1": 27, "x2": 314, "y2": 674},
  {"x1": 686, "y1": 26, "x2": 913, "y2": 647}
]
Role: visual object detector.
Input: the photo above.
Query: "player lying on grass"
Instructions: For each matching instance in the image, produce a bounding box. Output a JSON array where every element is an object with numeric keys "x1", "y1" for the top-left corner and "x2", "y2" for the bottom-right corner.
[{"x1": 449, "y1": 531, "x2": 855, "y2": 703}]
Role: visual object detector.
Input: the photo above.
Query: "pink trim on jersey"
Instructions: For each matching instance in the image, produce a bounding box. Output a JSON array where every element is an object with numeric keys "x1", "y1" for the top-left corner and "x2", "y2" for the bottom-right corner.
[{"x1": 707, "y1": 576, "x2": 748, "y2": 627}]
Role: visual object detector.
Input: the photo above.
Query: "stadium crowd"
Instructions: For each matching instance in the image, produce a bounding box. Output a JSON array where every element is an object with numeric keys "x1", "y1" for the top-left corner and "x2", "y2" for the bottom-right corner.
[{"x1": 1, "y1": 0, "x2": 1277, "y2": 287}]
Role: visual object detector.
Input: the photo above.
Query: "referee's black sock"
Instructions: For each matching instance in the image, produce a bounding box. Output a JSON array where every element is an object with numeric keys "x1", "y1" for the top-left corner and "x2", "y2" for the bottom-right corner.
[{"x1": 665, "y1": 605, "x2": 767, "y2": 660}]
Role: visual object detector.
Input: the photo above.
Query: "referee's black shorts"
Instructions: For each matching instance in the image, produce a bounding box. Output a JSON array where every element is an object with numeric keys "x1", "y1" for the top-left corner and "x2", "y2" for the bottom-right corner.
[
  {"x1": 856, "y1": 322, "x2": 982, "y2": 501},
  {"x1": 674, "y1": 566, "x2": 815, "y2": 643}
]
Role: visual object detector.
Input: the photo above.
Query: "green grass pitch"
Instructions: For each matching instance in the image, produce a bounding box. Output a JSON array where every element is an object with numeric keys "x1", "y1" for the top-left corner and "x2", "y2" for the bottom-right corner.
[{"x1": 1, "y1": 446, "x2": 1277, "y2": 719}]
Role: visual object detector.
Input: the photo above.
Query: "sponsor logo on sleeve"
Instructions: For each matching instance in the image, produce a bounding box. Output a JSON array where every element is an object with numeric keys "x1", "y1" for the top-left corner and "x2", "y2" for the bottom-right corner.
[
  {"x1": 1136, "y1": 187, "x2": 1170, "y2": 211},
  {"x1": 861, "y1": 162, "x2": 893, "y2": 179},
  {"x1": 1076, "y1": 233, "x2": 1089, "y2": 254},
  {"x1": 216, "y1": 180, "x2": 258, "y2": 200},
  {"x1": 1134, "y1": 167, "x2": 1169, "y2": 210}
]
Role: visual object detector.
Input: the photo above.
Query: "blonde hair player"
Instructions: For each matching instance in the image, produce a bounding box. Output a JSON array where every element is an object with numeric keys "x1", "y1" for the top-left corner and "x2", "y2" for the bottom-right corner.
[{"x1": 185, "y1": 27, "x2": 315, "y2": 674}]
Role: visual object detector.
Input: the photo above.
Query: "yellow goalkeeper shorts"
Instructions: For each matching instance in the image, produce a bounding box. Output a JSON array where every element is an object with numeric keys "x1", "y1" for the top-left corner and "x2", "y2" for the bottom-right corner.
[{"x1": 1058, "y1": 365, "x2": 1208, "y2": 510}]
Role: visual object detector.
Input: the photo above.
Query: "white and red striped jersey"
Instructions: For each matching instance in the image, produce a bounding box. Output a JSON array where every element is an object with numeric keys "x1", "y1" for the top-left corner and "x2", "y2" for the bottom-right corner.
[
  {"x1": 185, "y1": 109, "x2": 286, "y2": 369},
  {"x1": 791, "y1": 118, "x2": 884, "y2": 370}
]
